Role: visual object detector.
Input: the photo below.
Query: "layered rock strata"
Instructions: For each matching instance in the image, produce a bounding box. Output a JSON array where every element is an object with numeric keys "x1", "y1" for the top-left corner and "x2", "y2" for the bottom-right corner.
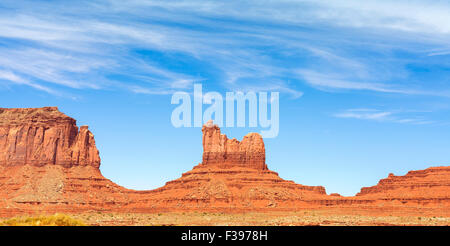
[
  {"x1": 202, "y1": 120, "x2": 267, "y2": 170},
  {"x1": 0, "y1": 107, "x2": 99, "y2": 168},
  {"x1": 357, "y1": 167, "x2": 450, "y2": 198}
]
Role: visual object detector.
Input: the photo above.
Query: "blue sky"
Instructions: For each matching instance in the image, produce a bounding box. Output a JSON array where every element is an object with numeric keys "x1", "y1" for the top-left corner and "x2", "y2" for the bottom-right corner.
[{"x1": 1, "y1": 0, "x2": 450, "y2": 196}]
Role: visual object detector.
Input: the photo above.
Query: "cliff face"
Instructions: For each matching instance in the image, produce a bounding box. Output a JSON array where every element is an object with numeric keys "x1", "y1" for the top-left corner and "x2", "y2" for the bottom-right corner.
[
  {"x1": 0, "y1": 107, "x2": 129, "y2": 217},
  {"x1": 356, "y1": 166, "x2": 450, "y2": 199},
  {"x1": 202, "y1": 120, "x2": 267, "y2": 170},
  {"x1": 0, "y1": 107, "x2": 100, "y2": 168}
]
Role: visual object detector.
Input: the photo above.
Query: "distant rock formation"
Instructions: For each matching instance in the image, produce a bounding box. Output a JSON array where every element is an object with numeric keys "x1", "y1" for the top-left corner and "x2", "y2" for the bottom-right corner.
[
  {"x1": 145, "y1": 120, "x2": 327, "y2": 210},
  {"x1": 202, "y1": 120, "x2": 267, "y2": 170},
  {"x1": 0, "y1": 107, "x2": 100, "y2": 168},
  {"x1": 356, "y1": 167, "x2": 450, "y2": 199},
  {"x1": 0, "y1": 107, "x2": 448, "y2": 217}
]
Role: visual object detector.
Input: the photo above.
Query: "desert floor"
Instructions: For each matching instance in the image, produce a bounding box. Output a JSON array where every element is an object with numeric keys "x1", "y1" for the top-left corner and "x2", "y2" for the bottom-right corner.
[
  {"x1": 1, "y1": 211, "x2": 449, "y2": 226},
  {"x1": 62, "y1": 211, "x2": 450, "y2": 226}
]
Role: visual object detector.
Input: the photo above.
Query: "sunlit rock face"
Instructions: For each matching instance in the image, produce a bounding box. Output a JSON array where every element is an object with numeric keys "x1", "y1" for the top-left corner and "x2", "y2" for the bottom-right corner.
[
  {"x1": 0, "y1": 107, "x2": 100, "y2": 168},
  {"x1": 202, "y1": 120, "x2": 267, "y2": 170}
]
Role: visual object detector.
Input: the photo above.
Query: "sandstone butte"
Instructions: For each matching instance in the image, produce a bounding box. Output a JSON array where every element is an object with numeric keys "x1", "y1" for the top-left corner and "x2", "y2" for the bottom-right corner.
[{"x1": 0, "y1": 107, "x2": 449, "y2": 217}]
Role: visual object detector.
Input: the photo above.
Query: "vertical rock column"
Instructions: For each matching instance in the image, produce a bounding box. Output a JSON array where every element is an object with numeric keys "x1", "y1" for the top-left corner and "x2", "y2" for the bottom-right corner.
[{"x1": 202, "y1": 120, "x2": 267, "y2": 170}]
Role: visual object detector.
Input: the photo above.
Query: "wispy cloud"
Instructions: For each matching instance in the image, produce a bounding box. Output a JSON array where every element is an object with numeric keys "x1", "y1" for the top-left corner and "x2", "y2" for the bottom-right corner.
[
  {"x1": 427, "y1": 49, "x2": 450, "y2": 57},
  {"x1": 0, "y1": 69, "x2": 57, "y2": 94},
  {"x1": 334, "y1": 109, "x2": 434, "y2": 125},
  {"x1": 105, "y1": 0, "x2": 450, "y2": 35},
  {"x1": 296, "y1": 70, "x2": 415, "y2": 94},
  {"x1": 0, "y1": 0, "x2": 449, "y2": 99},
  {"x1": 335, "y1": 109, "x2": 393, "y2": 120}
]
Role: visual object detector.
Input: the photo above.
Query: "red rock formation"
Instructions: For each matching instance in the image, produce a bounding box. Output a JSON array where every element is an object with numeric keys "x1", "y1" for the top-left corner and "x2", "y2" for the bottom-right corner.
[
  {"x1": 144, "y1": 161, "x2": 328, "y2": 211},
  {"x1": 131, "y1": 120, "x2": 327, "y2": 211},
  {"x1": 0, "y1": 107, "x2": 131, "y2": 217},
  {"x1": 0, "y1": 107, "x2": 100, "y2": 168},
  {"x1": 0, "y1": 107, "x2": 448, "y2": 218},
  {"x1": 356, "y1": 167, "x2": 450, "y2": 199},
  {"x1": 330, "y1": 193, "x2": 342, "y2": 197},
  {"x1": 202, "y1": 120, "x2": 267, "y2": 170}
]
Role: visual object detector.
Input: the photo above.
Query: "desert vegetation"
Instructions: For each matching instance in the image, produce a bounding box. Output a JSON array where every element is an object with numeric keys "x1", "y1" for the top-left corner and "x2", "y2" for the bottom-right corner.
[{"x1": 0, "y1": 213, "x2": 86, "y2": 226}]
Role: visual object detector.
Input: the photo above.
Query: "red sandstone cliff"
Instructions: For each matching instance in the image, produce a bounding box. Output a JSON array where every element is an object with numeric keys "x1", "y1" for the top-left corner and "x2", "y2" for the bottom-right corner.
[
  {"x1": 0, "y1": 107, "x2": 448, "y2": 217},
  {"x1": 0, "y1": 107, "x2": 100, "y2": 168},
  {"x1": 202, "y1": 120, "x2": 267, "y2": 170},
  {"x1": 144, "y1": 121, "x2": 327, "y2": 210},
  {"x1": 0, "y1": 107, "x2": 130, "y2": 216},
  {"x1": 356, "y1": 166, "x2": 450, "y2": 200}
]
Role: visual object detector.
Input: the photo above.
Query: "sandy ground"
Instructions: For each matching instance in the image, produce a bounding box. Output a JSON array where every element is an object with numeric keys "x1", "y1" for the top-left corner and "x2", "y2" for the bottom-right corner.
[{"x1": 65, "y1": 211, "x2": 450, "y2": 226}]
